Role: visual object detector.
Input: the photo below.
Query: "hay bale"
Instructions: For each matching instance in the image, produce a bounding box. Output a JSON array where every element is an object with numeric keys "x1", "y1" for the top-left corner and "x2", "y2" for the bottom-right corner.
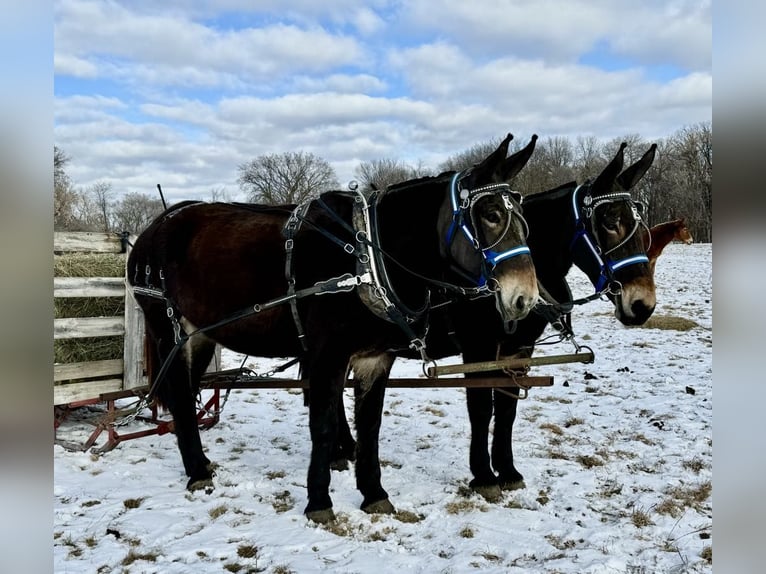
[{"x1": 54, "y1": 252, "x2": 126, "y2": 363}]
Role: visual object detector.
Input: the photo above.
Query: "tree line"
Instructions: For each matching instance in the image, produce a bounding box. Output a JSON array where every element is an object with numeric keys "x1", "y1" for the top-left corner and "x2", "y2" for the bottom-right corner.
[{"x1": 54, "y1": 122, "x2": 711, "y2": 241}]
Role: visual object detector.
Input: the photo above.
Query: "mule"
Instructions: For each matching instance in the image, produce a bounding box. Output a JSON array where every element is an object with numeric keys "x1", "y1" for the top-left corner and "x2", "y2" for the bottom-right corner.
[
  {"x1": 646, "y1": 218, "x2": 694, "y2": 273},
  {"x1": 127, "y1": 134, "x2": 539, "y2": 523},
  {"x1": 340, "y1": 142, "x2": 658, "y2": 501}
]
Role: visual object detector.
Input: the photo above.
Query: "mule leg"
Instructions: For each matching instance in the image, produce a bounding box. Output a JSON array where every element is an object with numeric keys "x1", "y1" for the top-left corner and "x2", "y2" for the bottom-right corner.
[
  {"x1": 150, "y1": 331, "x2": 214, "y2": 491},
  {"x1": 491, "y1": 388, "x2": 525, "y2": 490},
  {"x1": 304, "y1": 361, "x2": 356, "y2": 471},
  {"x1": 465, "y1": 386, "x2": 502, "y2": 501},
  {"x1": 353, "y1": 352, "x2": 395, "y2": 514},
  {"x1": 331, "y1": 398, "x2": 357, "y2": 471},
  {"x1": 304, "y1": 354, "x2": 347, "y2": 523}
]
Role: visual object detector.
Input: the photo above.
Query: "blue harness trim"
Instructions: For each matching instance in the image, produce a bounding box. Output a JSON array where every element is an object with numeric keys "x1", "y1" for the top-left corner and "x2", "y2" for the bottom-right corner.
[
  {"x1": 571, "y1": 184, "x2": 648, "y2": 293},
  {"x1": 446, "y1": 171, "x2": 530, "y2": 286}
]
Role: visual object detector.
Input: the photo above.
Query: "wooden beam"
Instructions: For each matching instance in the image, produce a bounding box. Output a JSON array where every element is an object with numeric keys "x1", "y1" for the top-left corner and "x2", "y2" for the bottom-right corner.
[
  {"x1": 54, "y1": 317, "x2": 124, "y2": 339},
  {"x1": 54, "y1": 359, "x2": 124, "y2": 382},
  {"x1": 54, "y1": 231, "x2": 123, "y2": 253},
  {"x1": 426, "y1": 352, "x2": 594, "y2": 377},
  {"x1": 201, "y1": 375, "x2": 554, "y2": 390},
  {"x1": 54, "y1": 378, "x2": 123, "y2": 405},
  {"x1": 54, "y1": 277, "x2": 125, "y2": 298}
]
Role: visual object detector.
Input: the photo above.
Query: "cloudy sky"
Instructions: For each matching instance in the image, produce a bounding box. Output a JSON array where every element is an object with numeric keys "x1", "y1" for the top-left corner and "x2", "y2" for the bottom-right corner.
[{"x1": 54, "y1": 0, "x2": 711, "y2": 204}]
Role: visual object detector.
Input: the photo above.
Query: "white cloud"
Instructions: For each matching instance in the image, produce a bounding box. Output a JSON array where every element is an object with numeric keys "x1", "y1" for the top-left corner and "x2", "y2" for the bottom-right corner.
[
  {"x1": 55, "y1": 0, "x2": 367, "y2": 87},
  {"x1": 54, "y1": 53, "x2": 98, "y2": 78},
  {"x1": 53, "y1": 1, "x2": 711, "y2": 201},
  {"x1": 399, "y1": 0, "x2": 711, "y2": 70}
]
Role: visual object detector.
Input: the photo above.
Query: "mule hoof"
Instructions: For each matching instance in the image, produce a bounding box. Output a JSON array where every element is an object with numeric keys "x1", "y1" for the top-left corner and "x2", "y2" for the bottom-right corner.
[
  {"x1": 330, "y1": 458, "x2": 349, "y2": 472},
  {"x1": 500, "y1": 479, "x2": 526, "y2": 491},
  {"x1": 306, "y1": 508, "x2": 336, "y2": 524},
  {"x1": 472, "y1": 484, "x2": 503, "y2": 502},
  {"x1": 187, "y1": 477, "x2": 214, "y2": 492},
  {"x1": 362, "y1": 498, "x2": 396, "y2": 515}
]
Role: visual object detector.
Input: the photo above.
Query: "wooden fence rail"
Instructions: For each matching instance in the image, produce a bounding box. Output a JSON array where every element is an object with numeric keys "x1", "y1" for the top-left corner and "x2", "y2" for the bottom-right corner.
[{"x1": 53, "y1": 231, "x2": 145, "y2": 405}]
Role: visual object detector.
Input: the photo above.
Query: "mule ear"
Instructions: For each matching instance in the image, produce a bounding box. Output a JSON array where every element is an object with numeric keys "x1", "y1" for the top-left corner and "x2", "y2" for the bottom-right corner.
[
  {"x1": 474, "y1": 133, "x2": 513, "y2": 175},
  {"x1": 499, "y1": 134, "x2": 537, "y2": 182},
  {"x1": 617, "y1": 143, "x2": 657, "y2": 191},
  {"x1": 591, "y1": 142, "x2": 627, "y2": 196}
]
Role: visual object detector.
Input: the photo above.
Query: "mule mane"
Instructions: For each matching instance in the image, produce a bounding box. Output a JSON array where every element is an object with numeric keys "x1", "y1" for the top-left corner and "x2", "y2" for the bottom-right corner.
[
  {"x1": 522, "y1": 181, "x2": 577, "y2": 205},
  {"x1": 385, "y1": 172, "x2": 453, "y2": 196}
]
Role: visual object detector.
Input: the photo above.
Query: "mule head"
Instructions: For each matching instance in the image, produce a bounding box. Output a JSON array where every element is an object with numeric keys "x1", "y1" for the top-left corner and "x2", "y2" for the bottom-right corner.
[
  {"x1": 439, "y1": 133, "x2": 539, "y2": 322},
  {"x1": 572, "y1": 143, "x2": 657, "y2": 325}
]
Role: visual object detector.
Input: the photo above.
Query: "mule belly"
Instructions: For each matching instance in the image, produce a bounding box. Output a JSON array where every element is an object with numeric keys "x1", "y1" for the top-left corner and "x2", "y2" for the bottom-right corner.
[{"x1": 205, "y1": 310, "x2": 305, "y2": 358}]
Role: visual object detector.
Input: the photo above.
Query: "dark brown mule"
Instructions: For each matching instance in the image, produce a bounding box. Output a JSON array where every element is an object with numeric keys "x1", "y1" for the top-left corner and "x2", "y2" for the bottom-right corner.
[
  {"x1": 127, "y1": 134, "x2": 539, "y2": 523},
  {"x1": 340, "y1": 142, "x2": 658, "y2": 500},
  {"x1": 646, "y1": 218, "x2": 694, "y2": 273}
]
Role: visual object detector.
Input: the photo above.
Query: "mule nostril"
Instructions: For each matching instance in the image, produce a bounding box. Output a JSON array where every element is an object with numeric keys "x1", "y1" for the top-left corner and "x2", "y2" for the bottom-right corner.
[
  {"x1": 631, "y1": 300, "x2": 655, "y2": 322},
  {"x1": 515, "y1": 296, "x2": 526, "y2": 312}
]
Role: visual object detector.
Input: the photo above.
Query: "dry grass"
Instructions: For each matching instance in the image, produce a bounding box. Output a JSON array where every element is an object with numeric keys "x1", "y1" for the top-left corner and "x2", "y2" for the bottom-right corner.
[
  {"x1": 122, "y1": 498, "x2": 144, "y2": 509},
  {"x1": 236, "y1": 544, "x2": 259, "y2": 559},
  {"x1": 656, "y1": 481, "x2": 712, "y2": 517},
  {"x1": 121, "y1": 549, "x2": 159, "y2": 566},
  {"x1": 540, "y1": 422, "x2": 564, "y2": 435},
  {"x1": 209, "y1": 504, "x2": 229, "y2": 519},
  {"x1": 271, "y1": 490, "x2": 295, "y2": 513},
  {"x1": 630, "y1": 507, "x2": 653, "y2": 528},
  {"x1": 636, "y1": 314, "x2": 699, "y2": 331},
  {"x1": 54, "y1": 252, "x2": 127, "y2": 364},
  {"x1": 394, "y1": 510, "x2": 424, "y2": 523}
]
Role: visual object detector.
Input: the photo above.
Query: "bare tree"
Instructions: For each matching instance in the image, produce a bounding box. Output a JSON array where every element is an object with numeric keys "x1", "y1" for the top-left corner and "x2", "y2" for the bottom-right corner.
[
  {"x1": 663, "y1": 122, "x2": 712, "y2": 241},
  {"x1": 573, "y1": 135, "x2": 608, "y2": 182},
  {"x1": 209, "y1": 186, "x2": 233, "y2": 203},
  {"x1": 354, "y1": 158, "x2": 432, "y2": 192},
  {"x1": 54, "y1": 146, "x2": 80, "y2": 230},
  {"x1": 512, "y1": 136, "x2": 576, "y2": 195},
  {"x1": 237, "y1": 151, "x2": 339, "y2": 204},
  {"x1": 88, "y1": 181, "x2": 113, "y2": 232},
  {"x1": 439, "y1": 137, "x2": 506, "y2": 173},
  {"x1": 111, "y1": 193, "x2": 165, "y2": 234}
]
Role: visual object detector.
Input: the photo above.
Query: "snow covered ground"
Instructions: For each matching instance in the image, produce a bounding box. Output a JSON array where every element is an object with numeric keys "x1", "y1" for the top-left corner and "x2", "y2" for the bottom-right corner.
[{"x1": 54, "y1": 243, "x2": 712, "y2": 573}]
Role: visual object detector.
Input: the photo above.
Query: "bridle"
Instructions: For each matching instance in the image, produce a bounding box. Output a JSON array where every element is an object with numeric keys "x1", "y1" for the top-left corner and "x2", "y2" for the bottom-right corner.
[
  {"x1": 444, "y1": 170, "x2": 531, "y2": 288},
  {"x1": 570, "y1": 182, "x2": 651, "y2": 295}
]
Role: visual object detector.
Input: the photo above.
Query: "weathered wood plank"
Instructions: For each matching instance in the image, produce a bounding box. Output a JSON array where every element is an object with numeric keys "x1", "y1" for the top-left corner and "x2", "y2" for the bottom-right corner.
[
  {"x1": 54, "y1": 277, "x2": 126, "y2": 298},
  {"x1": 54, "y1": 378, "x2": 124, "y2": 405},
  {"x1": 123, "y1": 236, "x2": 146, "y2": 390},
  {"x1": 100, "y1": 375, "x2": 554, "y2": 402},
  {"x1": 54, "y1": 359, "x2": 124, "y2": 382},
  {"x1": 54, "y1": 317, "x2": 125, "y2": 339},
  {"x1": 198, "y1": 375, "x2": 554, "y2": 390},
  {"x1": 54, "y1": 231, "x2": 124, "y2": 253},
  {"x1": 426, "y1": 352, "x2": 595, "y2": 377}
]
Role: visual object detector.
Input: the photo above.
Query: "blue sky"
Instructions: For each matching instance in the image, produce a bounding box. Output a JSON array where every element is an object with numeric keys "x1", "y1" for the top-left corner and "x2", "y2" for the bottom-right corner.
[{"x1": 54, "y1": 0, "x2": 711, "y2": 203}]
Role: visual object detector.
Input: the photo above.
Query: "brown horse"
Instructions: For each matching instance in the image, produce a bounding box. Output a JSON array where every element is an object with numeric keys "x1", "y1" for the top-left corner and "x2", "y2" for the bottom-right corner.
[
  {"x1": 647, "y1": 218, "x2": 694, "y2": 273},
  {"x1": 127, "y1": 134, "x2": 540, "y2": 523}
]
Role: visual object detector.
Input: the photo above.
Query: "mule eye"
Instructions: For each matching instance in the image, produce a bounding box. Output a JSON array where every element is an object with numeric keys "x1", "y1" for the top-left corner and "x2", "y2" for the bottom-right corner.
[
  {"x1": 603, "y1": 221, "x2": 619, "y2": 233},
  {"x1": 484, "y1": 211, "x2": 502, "y2": 225}
]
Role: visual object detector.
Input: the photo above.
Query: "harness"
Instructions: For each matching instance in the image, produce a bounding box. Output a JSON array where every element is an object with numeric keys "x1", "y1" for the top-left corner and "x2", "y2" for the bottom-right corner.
[
  {"x1": 444, "y1": 170, "x2": 531, "y2": 287},
  {"x1": 134, "y1": 177, "x2": 531, "y2": 399},
  {"x1": 569, "y1": 183, "x2": 650, "y2": 294},
  {"x1": 525, "y1": 183, "x2": 650, "y2": 357}
]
